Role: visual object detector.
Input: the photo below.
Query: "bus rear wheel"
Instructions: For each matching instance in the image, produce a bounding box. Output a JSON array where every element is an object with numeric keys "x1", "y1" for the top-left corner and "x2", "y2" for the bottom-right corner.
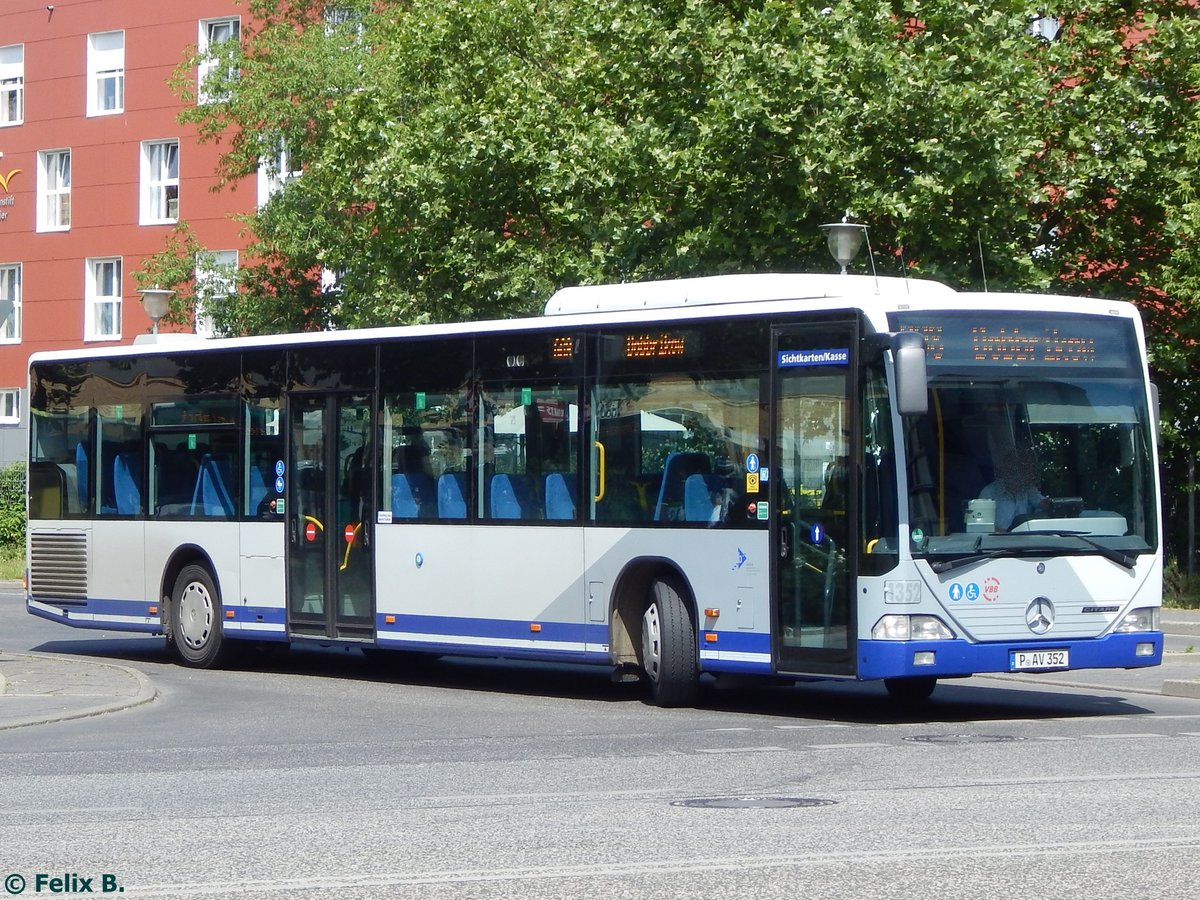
[
  {"x1": 172, "y1": 564, "x2": 227, "y2": 668},
  {"x1": 640, "y1": 577, "x2": 699, "y2": 708},
  {"x1": 884, "y1": 676, "x2": 937, "y2": 704}
]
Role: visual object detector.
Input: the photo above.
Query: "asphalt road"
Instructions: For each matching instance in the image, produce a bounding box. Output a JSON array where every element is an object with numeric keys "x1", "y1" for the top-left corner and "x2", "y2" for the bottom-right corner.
[{"x1": 3, "y1": 589, "x2": 1199, "y2": 899}]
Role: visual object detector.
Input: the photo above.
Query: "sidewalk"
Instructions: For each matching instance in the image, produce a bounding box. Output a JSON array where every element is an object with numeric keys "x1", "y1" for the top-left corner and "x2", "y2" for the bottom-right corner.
[
  {"x1": 1, "y1": 611, "x2": 1198, "y2": 730},
  {"x1": 0, "y1": 651, "x2": 157, "y2": 730}
]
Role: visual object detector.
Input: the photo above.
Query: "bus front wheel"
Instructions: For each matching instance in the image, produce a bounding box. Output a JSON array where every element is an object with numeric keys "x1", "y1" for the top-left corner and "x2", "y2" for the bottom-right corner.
[
  {"x1": 640, "y1": 578, "x2": 698, "y2": 707},
  {"x1": 172, "y1": 564, "x2": 227, "y2": 668}
]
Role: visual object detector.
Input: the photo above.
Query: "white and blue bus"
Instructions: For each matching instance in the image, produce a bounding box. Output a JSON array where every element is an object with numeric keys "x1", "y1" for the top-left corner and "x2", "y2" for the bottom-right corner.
[{"x1": 26, "y1": 273, "x2": 1163, "y2": 705}]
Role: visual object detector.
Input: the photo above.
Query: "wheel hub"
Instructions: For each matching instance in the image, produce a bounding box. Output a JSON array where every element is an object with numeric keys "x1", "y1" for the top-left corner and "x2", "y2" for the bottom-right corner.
[
  {"x1": 178, "y1": 581, "x2": 213, "y2": 649},
  {"x1": 641, "y1": 602, "x2": 662, "y2": 683}
]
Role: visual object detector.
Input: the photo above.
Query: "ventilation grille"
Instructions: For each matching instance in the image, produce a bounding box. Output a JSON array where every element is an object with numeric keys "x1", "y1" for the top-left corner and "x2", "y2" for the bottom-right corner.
[{"x1": 30, "y1": 530, "x2": 89, "y2": 602}]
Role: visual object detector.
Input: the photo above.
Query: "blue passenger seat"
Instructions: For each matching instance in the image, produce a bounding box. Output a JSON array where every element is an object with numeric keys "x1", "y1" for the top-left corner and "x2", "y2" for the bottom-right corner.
[
  {"x1": 544, "y1": 472, "x2": 577, "y2": 520},
  {"x1": 190, "y1": 454, "x2": 235, "y2": 517},
  {"x1": 113, "y1": 452, "x2": 142, "y2": 515},
  {"x1": 490, "y1": 473, "x2": 534, "y2": 520},
  {"x1": 437, "y1": 472, "x2": 468, "y2": 519},
  {"x1": 684, "y1": 473, "x2": 726, "y2": 523},
  {"x1": 653, "y1": 452, "x2": 711, "y2": 521},
  {"x1": 393, "y1": 472, "x2": 436, "y2": 519}
]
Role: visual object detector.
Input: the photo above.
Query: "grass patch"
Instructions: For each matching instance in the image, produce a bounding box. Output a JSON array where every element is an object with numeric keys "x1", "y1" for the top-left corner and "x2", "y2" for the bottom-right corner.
[
  {"x1": 1164, "y1": 565, "x2": 1200, "y2": 609},
  {"x1": 0, "y1": 550, "x2": 23, "y2": 583}
]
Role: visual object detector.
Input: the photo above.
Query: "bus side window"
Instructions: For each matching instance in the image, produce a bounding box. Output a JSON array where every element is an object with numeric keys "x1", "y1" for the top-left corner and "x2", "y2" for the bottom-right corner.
[{"x1": 28, "y1": 462, "x2": 66, "y2": 519}]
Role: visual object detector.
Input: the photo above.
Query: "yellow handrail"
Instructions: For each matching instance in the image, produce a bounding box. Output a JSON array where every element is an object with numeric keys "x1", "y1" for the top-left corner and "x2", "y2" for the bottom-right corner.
[
  {"x1": 340, "y1": 521, "x2": 362, "y2": 571},
  {"x1": 593, "y1": 440, "x2": 606, "y2": 503}
]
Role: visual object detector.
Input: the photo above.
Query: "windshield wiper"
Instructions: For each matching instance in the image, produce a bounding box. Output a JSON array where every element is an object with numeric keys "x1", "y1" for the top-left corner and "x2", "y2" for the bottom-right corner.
[
  {"x1": 929, "y1": 549, "x2": 1019, "y2": 575},
  {"x1": 1017, "y1": 530, "x2": 1137, "y2": 570},
  {"x1": 929, "y1": 533, "x2": 1138, "y2": 575}
]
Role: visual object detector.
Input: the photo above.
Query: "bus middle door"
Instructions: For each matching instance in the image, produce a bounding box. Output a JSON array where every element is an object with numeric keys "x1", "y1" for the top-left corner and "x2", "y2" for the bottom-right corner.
[{"x1": 287, "y1": 393, "x2": 375, "y2": 641}]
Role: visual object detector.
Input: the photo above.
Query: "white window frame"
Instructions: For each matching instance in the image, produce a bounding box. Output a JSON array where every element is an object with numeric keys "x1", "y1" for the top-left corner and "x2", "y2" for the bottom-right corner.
[
  {"x1": 86, "y1": 31, "x2": 125, "y2": 117},
  {"x1": 198, "y1": 17, "x2": 240, "y2": 104},
  {"x1": 85, "y1": 257, "x2": 122, "y2": 341},
  {"x1": 0, "y1": 263, "x2": 21, "y2": 344},
  {"x1": 0, "y1": 44, "x2": 23, "y2": 127},
  {"x1": 256, "y1": 141, "x2": 302, "y2": 206},
  {"x1": 140, "y1": 140, "x2": 179, "y2": 225},
  {"x1": 37, "y1": 149, "x2": 71, "y2": 232},
  {"x1": 194, "y1": 249, "x2": 238, "y2": 338},
  {"x1": 0, "y1": 389, "x2": 19, "y2": 426}
]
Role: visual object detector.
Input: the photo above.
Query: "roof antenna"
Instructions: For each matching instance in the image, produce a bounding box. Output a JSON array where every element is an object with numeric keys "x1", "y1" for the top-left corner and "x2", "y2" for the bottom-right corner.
[{"x1": 977, "y1": 229, "x2": 989, "y2": 292}]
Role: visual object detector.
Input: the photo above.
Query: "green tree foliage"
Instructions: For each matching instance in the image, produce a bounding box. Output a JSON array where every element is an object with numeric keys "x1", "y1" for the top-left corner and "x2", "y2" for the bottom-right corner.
[
  {"x1": 149, "y1": 0, "x2": 1200, "y2": 331},
  {"x1": 0, "y1": 463, "x2": 26, "y2": 553},
  {"x1": 140, "y1": 1, "x2": 1200, "y2": 546}
]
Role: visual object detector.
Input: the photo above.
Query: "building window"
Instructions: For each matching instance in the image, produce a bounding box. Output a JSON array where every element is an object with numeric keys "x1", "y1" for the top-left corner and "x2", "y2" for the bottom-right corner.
[
  {"x1": 324, "y1": 7, "x2": 365, "y2": 39},
  {"x1": 0, "y1": 389, "x2": 19, "y2": 425},
  {"x1": 0, "y1": 44, "x2": 22, "y2": 126},
  {"x1": 85, "y1": 257, "x2": 122, "y2": 341},
  {"x1": 0, "y1": 263, "x2": 21, "y2": 343},
  {"x1": 194, "y1": 250, "x2": 237, "y2": 338},
  {"x1": 87, "y1": 31, "x2": 125, "y2": 116},
  {"x1": 141, "y1": 140, "x2": 179, "y2": 224},
  {"x1": 256, "y1": 140, "x2": 302, "y2": 206},
  {"x1": 198, "y1": 18, "x2": 240, "y2": 103},
  {"x1": 37, "y1": 149, "x2": 71, "y2": 232}
]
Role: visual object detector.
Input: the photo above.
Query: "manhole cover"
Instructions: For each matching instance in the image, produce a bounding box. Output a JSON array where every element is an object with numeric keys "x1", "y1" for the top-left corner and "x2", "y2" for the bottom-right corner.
[
  {"x1": 671, "y1": 796, "x2": 838, "y2": 809},
  {"x1": 904, "y1": 734, "x2": 1025, "y2": 745}
]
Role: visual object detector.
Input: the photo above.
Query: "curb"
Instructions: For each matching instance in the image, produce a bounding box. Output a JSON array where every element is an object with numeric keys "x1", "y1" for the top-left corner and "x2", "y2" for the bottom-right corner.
[
  {"x1": 1164, "y1": 621, "x2": 1200, "y2": 638},
  {"x1": 0, "y1": 652, "x2": 158, "y2": 731},
  {"x1": 1162, "y1": 680, "x2": 1200, "y2": 700}
]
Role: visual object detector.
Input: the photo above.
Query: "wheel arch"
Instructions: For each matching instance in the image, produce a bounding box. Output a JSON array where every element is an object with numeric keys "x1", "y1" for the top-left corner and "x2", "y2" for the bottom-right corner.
[
  {"x1": 159, "y1": 544, "x2": 221, "y2": 643},
  {"x1": 609, "y1": 556, "x2": 697, "y2": 669}
]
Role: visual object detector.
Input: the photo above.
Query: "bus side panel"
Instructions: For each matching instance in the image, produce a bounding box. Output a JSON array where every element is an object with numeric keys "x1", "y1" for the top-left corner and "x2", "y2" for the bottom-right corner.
[
  {"x1": 373, "y1": 524, "x2": 595, "y2": 659},
  {"x1": 144, "y1": 520, "x2": 242, "y2": 634},
  {"x1": 236, "y1": 521, "x2": 287, "y2": 640},
  {"x1": 582, "y1": 528, "x2": 773, "y2": 674}
]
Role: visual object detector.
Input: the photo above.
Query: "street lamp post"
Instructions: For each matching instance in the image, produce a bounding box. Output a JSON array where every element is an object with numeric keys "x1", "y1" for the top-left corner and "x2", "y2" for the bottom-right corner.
[
  {"x1": 819, "y1": 218, "x2": 868, "y2": 275},
  {"x1": 137, "y1": 286, "x2": 175, "y2": 336}
]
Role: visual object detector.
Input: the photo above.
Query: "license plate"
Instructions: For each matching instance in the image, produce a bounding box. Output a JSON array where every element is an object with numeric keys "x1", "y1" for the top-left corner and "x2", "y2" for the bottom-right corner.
[{"x1": 1010, "y1": 649, "x2": 1069, "y2": 671}]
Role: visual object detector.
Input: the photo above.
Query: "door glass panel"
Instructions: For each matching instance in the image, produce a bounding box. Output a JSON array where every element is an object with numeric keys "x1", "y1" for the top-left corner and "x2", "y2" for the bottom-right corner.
[
  {"x1": 289, "y1": 399, "x2": 328, "y2": 628},
  {"x1": 774, "y1": 327, "x2": 855, "y2": 671},
  {"x1": 288, "y1": 395, "x2": 374, "y2": 637},
  {"x1": 334, "y1": 396, "x2": 373, "y2": 627}
]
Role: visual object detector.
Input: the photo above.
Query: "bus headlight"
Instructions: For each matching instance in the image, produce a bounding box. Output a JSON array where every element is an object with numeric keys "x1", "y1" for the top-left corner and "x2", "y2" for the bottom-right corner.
[
  {"x1": 1113, "y1": 607, "x2": 1160, "y2": 633},
  {"x1": 871, "y1": 615, "x2": 956, "y2": 641}
]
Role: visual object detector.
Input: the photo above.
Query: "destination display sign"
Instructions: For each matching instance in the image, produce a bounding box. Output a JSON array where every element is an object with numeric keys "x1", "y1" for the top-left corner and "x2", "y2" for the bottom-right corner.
[{"x1": 887, "y1": 311, "x2": 1139, "y2": 372}]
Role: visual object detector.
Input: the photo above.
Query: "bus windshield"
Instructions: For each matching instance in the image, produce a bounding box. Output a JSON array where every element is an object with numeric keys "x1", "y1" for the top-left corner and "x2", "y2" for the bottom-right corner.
[{"x1": 888, "y1": 310, "x2": 1157, "y2": 563}]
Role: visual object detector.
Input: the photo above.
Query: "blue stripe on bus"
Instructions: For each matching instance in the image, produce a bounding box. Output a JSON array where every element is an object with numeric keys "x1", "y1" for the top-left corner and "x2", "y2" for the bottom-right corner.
[
  {"x1": 27, "y1": 596, "x2": 163, "y2": 633},
  {"x1": 857, "y1": 632, "x2": 1163, "y2": 680},
  {"x1": 374, "y1": 612, "x2": 606, "y2": 643}
]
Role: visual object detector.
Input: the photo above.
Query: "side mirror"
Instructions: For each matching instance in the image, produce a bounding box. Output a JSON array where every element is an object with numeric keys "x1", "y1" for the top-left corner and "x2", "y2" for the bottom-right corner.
[{"x1": 893, "y1": 332, "x2": 928, "y2": 415}]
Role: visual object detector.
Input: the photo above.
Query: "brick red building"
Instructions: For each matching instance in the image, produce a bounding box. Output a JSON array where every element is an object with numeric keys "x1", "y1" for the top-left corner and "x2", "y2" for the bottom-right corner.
[{"x1": 0, "y1": 0, "x2": 254, "y2": 463}]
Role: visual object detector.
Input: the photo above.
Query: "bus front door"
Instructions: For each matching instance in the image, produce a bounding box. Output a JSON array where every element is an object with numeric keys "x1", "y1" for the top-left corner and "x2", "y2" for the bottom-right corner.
[
  {"x1": 287, "y1": 394, "x2": 375, "y2": 640},
  {"x1": 772, "y1": 322, "x2": 857, "y2": 676}
]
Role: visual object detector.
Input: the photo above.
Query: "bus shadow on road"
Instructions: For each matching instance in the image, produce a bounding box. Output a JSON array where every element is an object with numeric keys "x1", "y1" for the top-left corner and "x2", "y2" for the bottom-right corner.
[{"x1": 29, "y1": 636, "x2": 1157, "y2": 725}]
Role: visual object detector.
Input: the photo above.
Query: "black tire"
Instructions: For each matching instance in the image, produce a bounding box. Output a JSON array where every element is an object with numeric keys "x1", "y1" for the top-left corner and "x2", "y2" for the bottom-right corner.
[
  {"x1": 884, "y1": 676, "x2": 937, "y2": 704},
  {"x1": 639, "y1": 577, "x2": 699, "y2": 707},
  {"x1": 171, "y1": 564, "x2": 227, "y2": 668}
]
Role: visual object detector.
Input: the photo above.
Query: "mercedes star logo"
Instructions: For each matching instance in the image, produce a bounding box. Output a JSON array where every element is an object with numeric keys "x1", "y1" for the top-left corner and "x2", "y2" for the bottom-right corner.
[{"x1": 1026, "y1": 597, "x2": 1055, "y2": 634}]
